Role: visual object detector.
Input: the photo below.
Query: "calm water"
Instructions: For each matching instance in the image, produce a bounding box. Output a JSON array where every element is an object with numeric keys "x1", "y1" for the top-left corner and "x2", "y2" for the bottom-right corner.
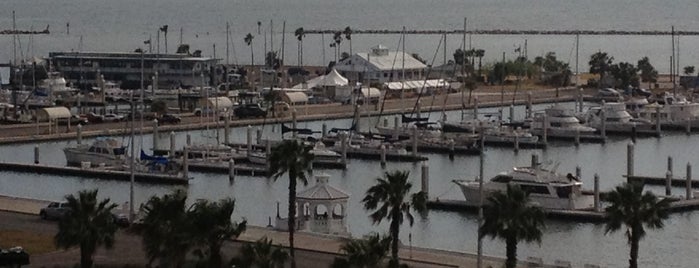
[
  {"x1": 2, "y1": 0, "x2": 699, "y2": 74},
  {"x1": 2, "y1": 1, "x2": 699, "y2": 266},
  {"x1": 0, "y1": 102, "x2": 698, "y2": 267}
]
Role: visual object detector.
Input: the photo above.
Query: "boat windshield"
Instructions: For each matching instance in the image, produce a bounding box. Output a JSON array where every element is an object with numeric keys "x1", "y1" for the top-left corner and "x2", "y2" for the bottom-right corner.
[{"x1": 113, "y1": 147, "x2": 126, "y2": 155}]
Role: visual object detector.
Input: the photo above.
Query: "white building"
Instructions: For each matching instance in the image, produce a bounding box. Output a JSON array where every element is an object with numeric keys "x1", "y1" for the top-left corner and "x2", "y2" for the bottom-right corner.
[{"x1": 334, "y1": 45, "x2": 427, "y2": 84}]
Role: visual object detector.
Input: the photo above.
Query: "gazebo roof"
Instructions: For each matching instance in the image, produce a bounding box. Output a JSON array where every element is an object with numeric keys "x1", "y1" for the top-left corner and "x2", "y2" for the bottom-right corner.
[{"x1": 297, "y1": 174, "x2": 350, "y2": 201}]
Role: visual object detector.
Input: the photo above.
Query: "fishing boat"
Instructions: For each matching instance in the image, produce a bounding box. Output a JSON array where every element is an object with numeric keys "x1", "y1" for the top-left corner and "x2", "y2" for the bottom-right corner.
[
  {"x1": 453, "y1": 163, "x2": 592, "y2": 210},
  {"x1": 63, "y1": 137, "x2": 127, "y2": 167}
]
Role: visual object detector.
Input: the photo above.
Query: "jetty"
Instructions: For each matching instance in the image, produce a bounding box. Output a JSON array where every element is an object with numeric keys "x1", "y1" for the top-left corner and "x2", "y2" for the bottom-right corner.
[
  {"x1": 305, "y1": 28, "x2": 699, "y2": 36},
  {"x1": 0, "y1": 162, "x2": 188, "y2": 185}
]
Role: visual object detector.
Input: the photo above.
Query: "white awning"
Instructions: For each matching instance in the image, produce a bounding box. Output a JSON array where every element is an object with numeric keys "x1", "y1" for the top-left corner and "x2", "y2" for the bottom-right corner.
[
  {"x1": 384, "y1": 79, "x2": 450, "y2": 91},
  {"x1": 282, "y1": 92, "x2": 308, "y2": 105},
  {"x1": 36, "y1": 107, "x2": 71, "y2": 122},
  {"x1": 201, "y1": 97, "x2": 233, "y2": 111},
  {"x1": 361, "y1": 87, "x2": 381, "y2": 99}
]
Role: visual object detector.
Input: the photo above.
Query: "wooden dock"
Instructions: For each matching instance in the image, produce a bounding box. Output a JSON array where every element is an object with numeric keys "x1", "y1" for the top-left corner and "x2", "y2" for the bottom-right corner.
[
  {"x1": 404, "y1": 143, "x2": 481, "y2": 155},
  {"x1": 482, "y1": 139, "x2": 547, "y2": 149},
  {"x1": 0, "y1": 162, "x2": 188, "y2": 185},
  {"x1": 187, "y1": 161, "x2": 269, "y2": 177},
  {"x1": 626, "y1": 175, "x2": 699, "y2": 188}
]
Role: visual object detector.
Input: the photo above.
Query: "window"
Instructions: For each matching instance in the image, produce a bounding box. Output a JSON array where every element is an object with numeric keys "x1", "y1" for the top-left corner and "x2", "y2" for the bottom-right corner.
[
  {"x1": 555, "y1": 186, "x2": 573, "y2": 198},
  {"x1": 519, "y1": 184, "x2": 550, "y2": 195}
]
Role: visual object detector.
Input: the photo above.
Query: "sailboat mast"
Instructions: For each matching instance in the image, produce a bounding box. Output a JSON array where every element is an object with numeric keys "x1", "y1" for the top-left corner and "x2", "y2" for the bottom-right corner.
[
  {"x1": 226, "y1": 22, "x2": 230, "y2": 65},
  {"x1": 401, "y1": 26, "x2": 406, "y2": 116},
  {"x1": 671, "y1": 26, "x2": 676, "y2": 96},
  {"x1": 281, "y1": 21, "x2": 286, "y2": 88},
  {"x1": 500, "y1": 52, "x2": 505, "y2": 120},
  {"x1": 139, "y1": 50, "x2": 145, "y2": 151}
]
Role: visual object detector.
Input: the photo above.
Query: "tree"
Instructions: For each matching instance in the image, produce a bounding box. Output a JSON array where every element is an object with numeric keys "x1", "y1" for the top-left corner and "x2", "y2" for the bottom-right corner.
[
  {"x1": 610, "y1": 62, "x2": 640, "y2": 89},
  {"x1": 534, "y1": 52, "x2": 572, "y2": 86},
  {"x1": 265, "y1": 51, "x2": 282, "y2": 70},
  {"x1": 245, "y1": 33, "x2": 255, "y2": 66},
  {"x1": 343, "y1": 26, "x2": 353, "y2": 61},
  {"x1": 268, "y1": 140, "x2": 314, "y2": 268},
  {"x1": 605, "y1": 182, "x2": 670, "y2": 268},
  {"x1": 331, "y1": 233, "x2": 391, "y2": 268},
  {"x1": 230, "y1": 237, "x2": 288, "y2": 268},
  {"x1": 330, "y1": 31, "x2": 343, "y2": 63},
  {"x1": 139, "y1": 189, "x2": 193, "y2": 268},
  {"x1": 474, "y1": 49, "x2": 485, "y2": 74},
  {"x1": 294, "y1": 27, "x2": 305, "y2": 66},
  {"x1": 55, "y1": 189, "x2": 118, "y2": 268},
  {"x1": 637, "y1": 57, "x2": 658, "y2": 89},
  {"x1": 160, "y1": 25, "x2": 169, "y2": 53},
  {"x1": 479, "y1": 185, "x2": 545, "y2": 268},
  {"x1": 362, "y1": 170, "x2": 427, "y2": 267},
  {"x1": 190, "y1": 198, "x2": 247, "y2": 268},
  {"x1": 453, "y1": 49, "x2": 466, "y2": 66},
  {"x1": 684, "y1": 66, "x2": 695, "y2": 75},
  {"x1": 589, "y1": 51, "x2": 614, "y2": 87}
]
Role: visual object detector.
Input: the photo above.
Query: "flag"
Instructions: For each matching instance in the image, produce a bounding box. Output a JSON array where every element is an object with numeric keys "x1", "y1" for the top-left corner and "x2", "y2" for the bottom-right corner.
[
  {"x1": 514, "y1": 46, "x2": 521, "y2": 53},
  {"x1": 144, "y1": 39, "x2": 151, "y2": 44}
]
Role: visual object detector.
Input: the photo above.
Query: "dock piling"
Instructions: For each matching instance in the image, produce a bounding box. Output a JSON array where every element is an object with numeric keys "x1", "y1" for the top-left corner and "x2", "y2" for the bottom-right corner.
[
  {"x1": 186, "y1": 134, "x2": 191, "y2": 146},
  {"x1": 687, "y1": 163, "x2": 693, "y2": 199},
  {"x1": 473, "y1": 97, "x2": 479, "y2": 120},
  {"x1": 421, "y1": 162, "x2": 429, "y2": 198},
  {"x1": 170, "y1": 132, "x2": 176, "y2": 157},
  {"x1": 666, "y1": 170, "x2": 672, "y2": 196},
  {"x1": 655, "y1": 106, "x2": 661, "y2": 136},
  {"x1": 292, "y1": 109, "x2": 298, "y2": 139},
  {"x1": 531, "y1": 154, "x2": 538, "y2": 169},
  {"x1": 578, "y1": 88, "x2": 583, "y2": 113},
  {"x1": 152, "y1": 119, "x2": 159, "y2": 150},
  {"x1": 631, "y1": 126, "x2": 637, "y2": 142},
  {"x1": 256, "y1": 128, "x2": 262, "y2": 145},
  {"x1": 574, "y1": 129, "x2": 580, "y2": 147},
  {"x1": 246, "y1": 125, "x2": 252, "y2": 157},
  {"x1": 526, "y1": 93, "x2": 532, "y2": 118},
  {"x1": 393, "y1": 116, "x2": 400, "y2": 140},
  {"x1": 234, "y1": 158, "x2": 235, "y2": 182},
  {"x1": 594, "y1": 174, "x2": 600, "y2": 212},
  {"x1": 576, "y1": 166, "x2": 581, "y2": 180},
  {"x1": 687, "y1": 118, "x2": 691, "y2": 135},
  {"x1": 266, "y1": 140, "x2": 272, "y2": 170},
  {"x1": 600, "y1": 109, "x2": 606, "y2": 141},
  {"x1": 340, "y1": 132, "x2": 347, "y2": 165},
  {"x1": 627, "y1": 143, "x2": 634, "y2": 179},
  {"x1": 77, "y1": 124, "x2": 82, "y2": 145},
  {"x1": 514, "y1": 134, "x2": 519, "y2": 153},
  {"x1": 380, "y1": 145, "x2": 386, "y2": 167},
  {"x1": 509, "y1": 105, "x2": 514, "y2": 123},
  {"x1": 224, "y1": 112, "x2": 230, "y2": 144},
  {"x1": 355, "y1": 105, "x2": 361, "y2": 133},
  {"x1": 34, "y1": 145, "x2": 39, "y2": 164},
  {"x1": 449, "y1": 139, "x2": 455, "y2": 159},
  {"x1": 322, "y1": 123, "x2": 327, "y2": 138},
  {"x1": 542, "y1": 115, "x2": 548, "y2": 145},
  {"x1": 668, "y1": 156, "x2": 673, "y2": 174},
  {"x1": 183, "y1": 146, "x2": 189, "y2": 179},
  {"x1": 412, "y1": 126, "x2": 418, "y2": 157}
]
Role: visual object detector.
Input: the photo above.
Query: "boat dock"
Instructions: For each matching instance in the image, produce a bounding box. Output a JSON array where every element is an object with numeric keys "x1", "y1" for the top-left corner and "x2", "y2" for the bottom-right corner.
[
  {"x1": 426, "y1": 197, "x2": 699, "y2": 223},
  {"x1": 626, "y1": 175, "x2": 699, "y2": 188},
  {"x1": 186, "y1": 161, "x2": 269, "y2": 177},
  {"x1": 0, "y1": 162, "x2": 188, "y2": 185},
  {"x1": 482, "y1": 139, "x2": 547, "y2": 149}
]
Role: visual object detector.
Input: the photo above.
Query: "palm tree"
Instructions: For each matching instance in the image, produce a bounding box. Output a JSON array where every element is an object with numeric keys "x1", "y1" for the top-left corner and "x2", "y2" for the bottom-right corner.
[
  {"x1": 230, "y1": 237, "x2": 289, "y2": 268},
  {"x1": 637, "y1": 57, "x2": 658, "y2": 90},
  {"x1": 294, "y1": 27, "x2": 305, "y2": 66},
  {"x1": 55, "y1": 189, "x2": 118, "y2": 268},
  {"x1": 160, "y1": 25, "x2": 169, "y2": 53},
  {"x1": 362, "y1": 170, "x2": 427, "y2": 267},
  {"x1": 268, "y1": 139, "x2": 314, "y2": 268},
  {"x1": 474, "y1": 49, "x2": 485, "y2": 75},
  {"x1": 245, "y1": 33, "x2": 255, "y2": 67},
  {"x1": 479, "y1": 185, "x2": 545, "y2": 268},
  {"x1": 605, "y1": 182, "x2": 670, "y2": 268},
  {"x1": 139, "y1": 189, "x2": 193, "y2": 268},
  {"x1": 332, "y1": 31, "x2": 343, "y2": 62},
  {"x1": 331, "y1": 233, "x2": 391, "y2": 268},
  {"x1": 589, "y1": 51, "x2": 614, "y2": 88},
  {"x1": 684, "y1": 66, "x2": 695, "y2": 76},
  {"x1": 190, "y1": 198, "x2": 247, "y2": 268}
]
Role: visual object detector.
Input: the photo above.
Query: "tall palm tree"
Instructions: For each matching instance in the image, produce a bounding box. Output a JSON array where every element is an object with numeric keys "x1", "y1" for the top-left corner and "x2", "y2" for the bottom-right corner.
[
  {"x1": 268, "y1": 139, "x2": 314, "y2": 268},
  {"x1": 331, "y1": 233, "x2": 391, "y2": 268},
  {"x1": 479, "y1": 185, "x2": 545, "y2": 268},
  {"x1": 190, "y1": 198, "x2": 247, "y2": 268},
  {"x1": 294, "y1": 27, "x2": 305, "y2": 66},
  {"x1": 245, "y1": 33, "x2": 255, "y2": 67},
  {"x1": 55, "y1": 189, "x2": 118, "y2": 268},
  {"x1": 605, "y1": 182, "x2": 670, "y2": 268},
  {"x1": 362, "y1": 170, "x2": 427, "y2": 267},
  {"x1": 230, "y1": 237, "x2": 289, "y2": 268},
  {"x1": 139, "y1": 189, "x2": 193, "y2": 268}
]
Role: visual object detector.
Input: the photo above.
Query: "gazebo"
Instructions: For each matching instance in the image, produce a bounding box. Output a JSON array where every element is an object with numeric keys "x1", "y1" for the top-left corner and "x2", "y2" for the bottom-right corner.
[{"x1": 276, "y1": 174, "x2": 350, "y2": 236}]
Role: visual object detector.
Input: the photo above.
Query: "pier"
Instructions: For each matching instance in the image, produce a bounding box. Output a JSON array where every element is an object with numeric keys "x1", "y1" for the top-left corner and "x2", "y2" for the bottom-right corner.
[{"x1": 0, "y1": 162, "x2": 188, "y2": 185}]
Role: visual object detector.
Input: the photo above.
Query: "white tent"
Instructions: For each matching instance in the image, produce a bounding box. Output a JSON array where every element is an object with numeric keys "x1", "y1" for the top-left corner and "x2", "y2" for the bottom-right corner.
[
  {"x1": 293, "y1": 69, "x2": 349, "y2": 89},
  {"x1": 200, "y1": 97, "x2": 234, "y2": 111},
  {"x1": 36, "y1": 107, "x2": 71, "y2": 122},
  {"x1": 316, "y1": 69, "x2": 349, "y2": 87},
  {"x1": 360, "y1": 87, "x2": 382, "y2": 99},
  {"x1": 384, "y1": 79, "x2": 450, "y2": 91}
]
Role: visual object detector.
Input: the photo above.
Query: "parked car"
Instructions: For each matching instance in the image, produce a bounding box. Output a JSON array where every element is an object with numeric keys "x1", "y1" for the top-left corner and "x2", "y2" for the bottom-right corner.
[
  {"x1": 595, "y1": 88, "x2": 622, "y2": 100},
  {"x1": 59, "y1": 115, "x2": 89, "y2": 125},
  {"x1": 101, "y1": 113, "x2": 125, "y2": 122},
  {"x1": 85, "y1": 112, "x2": 103, "y2": 124},
  {"x1": 234, "y1": 103, "x2": 267, "y2": 118},
  {"x1": 631, "y1": 87, "x2": 652, "y2": 97},
  {"x1": 39, "y1": 202, "x2": 71, "y2": 220},
  {"x1": 159, "y1": 114, "x2": 181, "y2": 124},
  {"x1": 126, "y1": 111, "x2": 157, "y2": 121}
]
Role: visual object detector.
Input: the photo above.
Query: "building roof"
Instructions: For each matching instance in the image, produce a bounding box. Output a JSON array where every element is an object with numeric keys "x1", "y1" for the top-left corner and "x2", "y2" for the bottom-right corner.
[
  {"x1": 336, "y1": 45, "x2": 427, "y2": 72},
  {"x1": 291, "y1": 69, "x2": 348, "y2": 89},
  {"x1": 297, "y1": 174, "x2": 350, "y2": 201},
  {"x1": 49, "y1": 51, "x2": 216, "y2": 62}
]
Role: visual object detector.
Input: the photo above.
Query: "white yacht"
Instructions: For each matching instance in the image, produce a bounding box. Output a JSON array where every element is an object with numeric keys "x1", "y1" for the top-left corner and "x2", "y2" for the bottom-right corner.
[
  {"x1": 637, "y1": 93, "x2": 699, "y2": 129},
  {"x1": 584, "y1": 102, "x2": 654, "y2": 133},
  {"x1": 482, "y1": 126, "x2": 539, "y2": 143},
  {"x1": 453, "y1": 164, "x2": 592, "y2": 210},
  {"x1": 529, "y1": 105, "x2": 597, "y2": 137},
  {"x1": 63, "y1": 138, "x2": 127, "y2": 167}
]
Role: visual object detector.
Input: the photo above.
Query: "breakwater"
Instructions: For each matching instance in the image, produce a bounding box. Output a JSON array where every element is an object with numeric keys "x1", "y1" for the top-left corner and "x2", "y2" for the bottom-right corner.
[{"x1": 305, "y1": 29, "x2": 699, "y2": 36}]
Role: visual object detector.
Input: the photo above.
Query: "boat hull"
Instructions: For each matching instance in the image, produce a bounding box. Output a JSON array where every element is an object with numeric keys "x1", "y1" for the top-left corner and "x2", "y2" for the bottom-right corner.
[
  {"x1": 454, "y1": 181, "x2": 593, "y2": 210},
  {"x1": 63, "y1": 148, "x2": 124, "y2": 167}
]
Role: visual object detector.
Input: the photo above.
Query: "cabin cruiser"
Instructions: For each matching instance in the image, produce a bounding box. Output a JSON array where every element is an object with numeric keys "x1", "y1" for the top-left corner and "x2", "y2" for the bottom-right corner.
[
  {"x1": 636, "y1": 93, "x2": 699, "y2": 129},
  {"x1": 584, "y1": 102, "x2": 654, "y2": 133},
  {"x1": 482, "y1": 126, "x2": 539, "y2": 143},
  {"x1": 374, "y1": 119, "x2": 442, "y2": 139},
  {"x1": 453, "y1": 163, "x2": 592, "y2": 210},
  {"x1": 528, "y1": 105, "x2": 596, "y2": 137},
  {"x1": 63, "y1": 138, "x2": 127, "y2": 167}
]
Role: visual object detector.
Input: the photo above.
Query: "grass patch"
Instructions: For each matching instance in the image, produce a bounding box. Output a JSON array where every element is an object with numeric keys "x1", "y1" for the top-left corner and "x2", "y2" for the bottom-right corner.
[{"x1": 0, "y1": 229, "x2": 56, "y2": 254}]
